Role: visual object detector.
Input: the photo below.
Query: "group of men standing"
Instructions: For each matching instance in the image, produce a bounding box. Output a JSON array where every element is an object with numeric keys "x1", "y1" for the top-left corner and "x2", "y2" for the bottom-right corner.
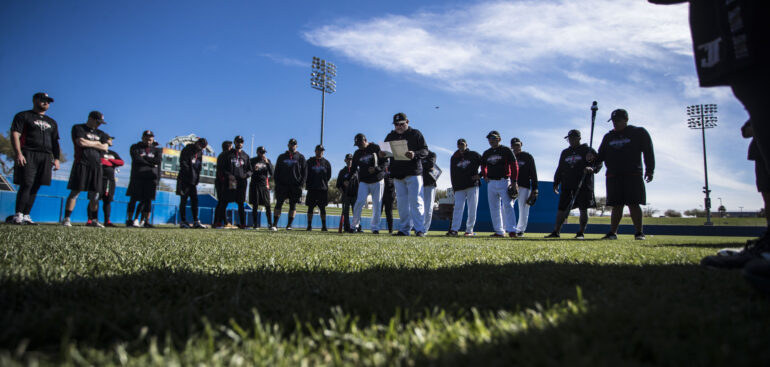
[{"x1": 9, "y1": 94, "x2": 656, "y2": 239}]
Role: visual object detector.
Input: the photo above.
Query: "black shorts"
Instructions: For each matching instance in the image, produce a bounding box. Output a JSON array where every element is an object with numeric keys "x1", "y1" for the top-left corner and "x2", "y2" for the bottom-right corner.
[
  {"x1": 67, "y1": 161, "x2": 103, "y2": 192},
  {"x1": 305, "y1": 189, "x2": 328, "y2": 207},
  {"x1": 222, "y1": 179, "x2": 247, "y2": 203},
  {"x1": 249, "y1": 185, "x2": 271, "y2": 207},
  {"x1": 557, "y1": 188, "x2": 596, "y2": 210},
  {"x1": 606, "y1": 175, "x2": 646, "y2": 207},
  {"x1": 126, "y1": 179, "x2": 158, "y2": 201},
  {"x1": 275, "y1": 184, "x2": 302, "y2": 204},
  {"x1": 13, "y1": 150, "x2": 53, "y2": 187},
  {"x1": 177, "y1": 181, "x2": 198, "y2": 197}
]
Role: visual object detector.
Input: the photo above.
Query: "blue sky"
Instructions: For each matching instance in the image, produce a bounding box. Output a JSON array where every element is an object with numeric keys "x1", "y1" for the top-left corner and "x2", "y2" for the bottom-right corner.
[{"x1": 0, "y1": 0, "x2": 758, "y2": 212}]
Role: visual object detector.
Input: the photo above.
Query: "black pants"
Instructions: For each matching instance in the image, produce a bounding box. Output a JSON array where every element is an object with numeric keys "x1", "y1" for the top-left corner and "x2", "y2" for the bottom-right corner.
[
  {"x1": 180, "y1": 194, "x2": 199, "y2": 222},
  {"x1": 381, "y1": 187, "x2": 395, "y2": 232},
  {"x1": 216, "y1": 200, "x2": 245, "y2": 226},
  {"x1": 340, "y1": 196, "x2": 354, "y2": 231}
]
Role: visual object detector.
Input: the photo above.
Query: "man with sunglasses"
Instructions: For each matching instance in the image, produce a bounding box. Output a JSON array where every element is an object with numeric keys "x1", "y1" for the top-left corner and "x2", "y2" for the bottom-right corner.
[
  {"x1": 10, "y1": 92, "x2": 61, "y2": 225},
  {"x1": 381, "y1": 112, "x2": 429, "y2": 237}
]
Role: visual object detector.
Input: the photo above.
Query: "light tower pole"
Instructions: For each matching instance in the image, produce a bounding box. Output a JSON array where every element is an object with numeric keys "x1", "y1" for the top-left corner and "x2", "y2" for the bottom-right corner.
[
  {"x1": 310, "y1": 57, "x2": 337, "y2": 146},
  {"x1": 687, "y1": 104, "x2": 718, "y2": 226}
]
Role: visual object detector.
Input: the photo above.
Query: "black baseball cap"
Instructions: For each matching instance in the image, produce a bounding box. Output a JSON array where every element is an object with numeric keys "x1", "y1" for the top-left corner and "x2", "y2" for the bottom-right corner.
[
  {"x1": 88, "y1": 111, "x2": 107, "y2": 124},
  {"x1": 354, "y1": 133, "x2": 366, "y2": 145},
  {"x1": 457, "y1": 138, "x2": 467, "y2": 145},
  {"x1": 486, "y1": 130, "x2": 501, "y2": 140},
  {"x1": 32, "y1": 92, "x2": 54, "y2": 103},
  {"x1": 344, "y1": 153, "x2": 353, "y2": 160},
  {"x1": 288, "y1": 138, "x2": 297, "y2": 145},
  {"x1": 565, "y1": 129, "x2": 581, "y2": 139},
  {"x1": 511, "y1": 137, "x2": 522, "y2": 146},
  {"x1": 315, "y1": 144, "x2": 325, "y2": 151},
  {"x1": 257, "y1": 146, "x2": 267, "y2": 154},
  {"x1": 196, "y1": 137, "x2": 208, "y2": 147},
  {"x1": 234, "y1": 135, "x2": 245, "y2": 143},
  {"x1": 393, "y1": 112, "x2": 408, "y2": 124},
  {"x1": 609, "y1": 109, "x2": 628, "y2": 122},
  {"x1": 142, "y1": 130, "x2": 154, "y2": 137}
]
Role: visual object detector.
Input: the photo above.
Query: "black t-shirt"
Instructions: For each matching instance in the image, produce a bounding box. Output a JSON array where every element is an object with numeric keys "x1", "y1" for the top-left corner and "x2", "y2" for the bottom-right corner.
[
  {"x1": 383, "y1": 127, "x2": 428, "y2": 179},
  {"x1": 554, "y1": 144, "x2": 601, "y2": 191},
  {"x1": 336, "y1": 166, "x2": 359, "y2": 198},
  {"x1": 306, "y1": 156, "x2": 332, "y2": 190},
  {"x1": 223, "y1": 150, "x2": 252, "y2": 180},
  {"x1": 481, "y1": 145, "x2": 517, "y2": 180},
  {"x1": 353, "y1": 144, "x2": 384, "y2": 183},
  {"x1": 596, "y1": 125, "x2": 655, "y2": 176},
  {"x1": 129, "y1": 142, "x2": 162, "y2": 181},
  {"x1": 71, "y1": 123, "x2": 109, "y2": 167},
  {"x1": 275, "y1": 150, "x2": 307, "y2": 187},
  {"x1": 11, "y1": 110, "x2": 60, "y2": 159},
  {"x1": 249, "y1": 155, "x2": 274, "y2": 188},
  {"x1": 178, "y1": 143, "x2": 203, "y2": 186},
  {"x1": 101, "y1": 150, "x2": 123, "y2": 180},
  {"x1": 514, "y1": 151, "x2": 538, "y2": 190},
  {"x1": 450, "y1": 149, "x2": 482, "y2": 191}
]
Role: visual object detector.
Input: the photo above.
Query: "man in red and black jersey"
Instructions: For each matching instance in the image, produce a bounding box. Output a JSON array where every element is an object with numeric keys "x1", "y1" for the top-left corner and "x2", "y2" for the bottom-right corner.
[
  {"x1": 10, "y1": 92, "x2": 61, "y2": 225},
  {"x1": 249, "y1": 146, "x2": 274, "y2": 230},
  {"x1": 481, "y1": 130, "x2": 519, "y2": 237},
  {"x1": 126, "y1": 130, "x2": 162, "y2": 228},
  {"x1": 337, "y1": 154, "x2": 359, "y2": 233},
  {"x1": 510, "y1": 137, "x2": 538, "y2": 236},
  {"x1": 98, "y1": 136, "x2": 124, "y2": 227},
  {"x1": 177, "y1": 138, "x2": 208, "y2": 229},
  {"x1": 305, "y1": 145, "x2": 332, "y2": 231},
  {"x1": 62, "y1": 111, "x2": 110, "y2": 227},
  {"x1": 273, "y1": 138, "x2": 306, "y2": 230},
  {"x1": 546, "y1": 130, "x2": 602, "y2": 239},
  {"x1": 216, "y1": 136, "x2": 251, "y2": 229}
]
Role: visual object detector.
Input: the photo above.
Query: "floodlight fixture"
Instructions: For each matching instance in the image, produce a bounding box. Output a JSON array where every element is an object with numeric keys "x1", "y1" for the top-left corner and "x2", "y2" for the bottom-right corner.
[
  {"x1": 687, "y1": 104, "x2": 718, "y2": 226},
  {"x1": 310, "y1": 56, "x2": 337, "y2": 145}
]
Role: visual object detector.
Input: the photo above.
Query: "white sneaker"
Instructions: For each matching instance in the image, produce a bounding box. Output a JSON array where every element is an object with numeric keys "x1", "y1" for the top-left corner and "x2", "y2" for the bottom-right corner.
[
  {"x1": 269, "y1": 226, "x2": 277, "y2": 231},
  {"x1": 132, "y1": 219, "x2": 141, "y2": 228},
  {"x1": 22, "y1": 214, "x2": 37, "y2": 225},
  {"x1": 61, "y1": 218, "x2": 72, "y2": 227},
  {"x1": 12, "y1": 213, "x2": 23, "y2": 225}
]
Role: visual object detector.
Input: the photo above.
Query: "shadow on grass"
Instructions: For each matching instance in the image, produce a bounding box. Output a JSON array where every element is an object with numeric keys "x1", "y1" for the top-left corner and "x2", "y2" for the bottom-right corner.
[{"x1": 1, "y1": 262, "x2": 769, "y2": 364}]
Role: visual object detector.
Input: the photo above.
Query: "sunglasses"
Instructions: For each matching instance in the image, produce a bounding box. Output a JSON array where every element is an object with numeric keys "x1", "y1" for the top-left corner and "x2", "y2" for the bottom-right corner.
[{"x1": 38, "y1": 100, "x2": 51, "y2": 104}]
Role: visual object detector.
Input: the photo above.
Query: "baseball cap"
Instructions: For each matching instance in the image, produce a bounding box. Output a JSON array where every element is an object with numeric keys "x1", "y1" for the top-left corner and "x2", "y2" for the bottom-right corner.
[
  {"x1": 88, "y1": 111, "x2": 107, "y2": 124},
  {"x1": 234, "y1": 135, "x2": 245, "y2": 143},
  {"x1": 344, "y1": 153, "x2": 353, "y2": 160},
  {"x1": 354, "y1": 133, "x2": 366, "y2": 145},
  {"x1": 32, "y1": 92, "x2": 54, "y2": 103},
  {"x1": 609, "y1": 109, "x2": 628, "y2": 122},
  {"x1": 315, "y1": 144, "x2": 325, "y2": 151},
  {"x1": 393, "y1": 112, "x2": 408, "y2": 124},
  {"x1": 511, "y1": 137, "x2": 522, "y2": 146},
  {"x1": 257, "y1": 146, "x2": 267, "y2": 154},
  {"x1": 142, "y1": 130, "x2": 154, "y2": 137},
  {"x1": 565, "y1": 129, "x2": 581, "y2": 139},
  {"x1": 196, "y1": 137, "x2": 208, "y2": 147},
  {"x1": 288, "y1": 138, "x2": 297, "y2": 145},
  {"x1": 457, "y1": 138, "x2": 467, "y2": 145},
  {"x1": 486, "y1": 130, "x2": 501, "y2": 140}
]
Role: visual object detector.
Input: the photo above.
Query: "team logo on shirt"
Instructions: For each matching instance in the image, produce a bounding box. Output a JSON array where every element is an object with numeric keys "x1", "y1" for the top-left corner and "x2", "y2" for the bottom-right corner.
[
  {"x1": 518, "y1": 161, "x2": 526, "y2": 167},
  {"x1": 33, "y1": 119, "x2": 52, "y2": 130},
  {"x1": 456, "y1": 159, "x2": 471, "y2": 169},
  {"x1": 104, "y1": 153, "x2": 115, "y2": 160},
  {"x1": 86, "y1": 132, "x2": 101, "y2": 141},
  {"x1": 359, "y1": 155, "x2": 373, "y2": 164},
  {"x1": 254, "y1": 162, "x2": 267, "y2": 171},
  {"x1": 486, "y1": 155, "x2": 503, "y2": 165},
  {"x1": 564, "y1": 154, "x2": 583, "y2": 167},
  {"x1": 283, "y1": 158, "x2": 297, "y2": 166},
  {"x1": 141, "y1": 151, "x2": 155, "y2": 158},
  {"x1": 231, "y1": 157, "x2": 244, "y2": 167},
  {"x1": 311, "y1": 165, "x2": 326, "y2": 173},
  {"x1": 609, "y1": 137, "x2": 631, "y2": 149}
]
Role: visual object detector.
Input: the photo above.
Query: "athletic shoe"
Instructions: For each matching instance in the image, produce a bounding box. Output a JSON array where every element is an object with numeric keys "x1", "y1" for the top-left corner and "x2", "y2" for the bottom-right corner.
[
  {"x1": 345, "y1": 228, "x2": 356, "y2": 233},
  {"x1": 238, "y1": 224, "x2": 247, "y2": 230},
  {"x1": 143, "y1": 222, "x2": 154, "y2": 228},
  {"x1": 12, "y1": 213, "x2": 24, "y2": 225},
  {"x1": 517, "y1": 232, "x2": 524, "y2": 237},
  {"x1": 508, "y1": 232, "x2": 518, "y2": 238},
  {"x1": 61, "y1": 218, "x2": 72, "y2": 227},
  {"x1": 393, "y1": 231, "x2": 408, "y2": 236},
  {"x1": 321, "y1": 227, "x2": 328, "y2": 232},
  {"x1": 743, "y1": 258, "x2": 770, "y2": 295},
  {"x1": 415, "y1": 231, "x2": 426, "y2": 237},
  {"x1": 574, "y1": 232, "x2": 585, "y2": 239},
  {"x1": 104, "y1": 222, "x2": 117, "y2": 227},
  {"x1": 22, "y1": 215, "x2": 38, "y2": 225},
  {"x1": 269, "y1": 226, "x2": 277, "y2": 231},
  {"x1": 286, "y1": 226, "x2": 293, "y2": 231},
  {"x1": 86, "y1": 220, "x2": 105, "y2": 228},
  {"x1": 306, "y1": 226, "x2": 312, "y2": 231},
  {"x1": 132, "y1": 219, "x2": 141, "y2": 228},
  {"x1": 125, "y1": 220, "x2": 133, "y2": 227},
  {"x1": 193, "y1": 221, "x2": 208, "y2": 229},
  {"x1": 371, "y1": 230, "x2": 379, "y2": 234},
  {"x1": 464, "y1": 232, "x2": 475, "y2": 237},
  {"x1": 446, "y1": 230, "x2": 458, "y2": 237},
  {"x1": 601, "y1": 232, "x2": 618, "y2": 240},
  {"x1": 180, "y1": 221, "x2": 192, "y2": 229},
  {"x1": 490, "y1": 233, "x2": 505, "y2": 238},
  {"x1": 544, "y1": 232, "x2": 560, "y2": 238},
  {"x1": 701, "y1": 237, "x2": 770, "y2": 270},
  {"x1": 634, "y1": 232, "x2": 646, "y2": 240}
]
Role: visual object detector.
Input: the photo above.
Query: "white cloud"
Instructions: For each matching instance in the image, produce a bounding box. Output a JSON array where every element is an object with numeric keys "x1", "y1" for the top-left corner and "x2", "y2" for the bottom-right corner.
[{"x1": 260, "y1": 53, "x2": 306, "y2": 67}]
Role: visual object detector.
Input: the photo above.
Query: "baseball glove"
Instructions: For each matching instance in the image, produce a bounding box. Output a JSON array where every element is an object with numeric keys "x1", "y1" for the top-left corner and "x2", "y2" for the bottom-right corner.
[{"x1": 507, "y1": 184, "x2": 519, "y2": 199}]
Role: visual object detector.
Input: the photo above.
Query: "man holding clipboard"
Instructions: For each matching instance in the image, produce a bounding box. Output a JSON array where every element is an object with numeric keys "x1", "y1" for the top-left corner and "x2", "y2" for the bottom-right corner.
[{"x1": 380, "y1": 112, "x2": 429, "y2": 237}]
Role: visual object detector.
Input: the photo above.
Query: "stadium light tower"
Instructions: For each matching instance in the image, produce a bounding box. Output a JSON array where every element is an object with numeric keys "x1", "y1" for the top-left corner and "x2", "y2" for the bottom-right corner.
[
  {"x1": 687, "y1": 104, "x2": 718, "y2": 226},
  {"x1": 310, "y1": 57, "x2": 337, "y2": 146}
]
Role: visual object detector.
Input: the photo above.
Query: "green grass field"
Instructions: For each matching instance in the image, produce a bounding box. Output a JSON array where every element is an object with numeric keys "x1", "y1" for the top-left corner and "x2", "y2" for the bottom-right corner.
[
  {"x1": 584, "y1": 216, "x2": 765, "y2": 226},
  {"x1": 1, "y1": 225, "x2": 768, "y2": 366}
]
